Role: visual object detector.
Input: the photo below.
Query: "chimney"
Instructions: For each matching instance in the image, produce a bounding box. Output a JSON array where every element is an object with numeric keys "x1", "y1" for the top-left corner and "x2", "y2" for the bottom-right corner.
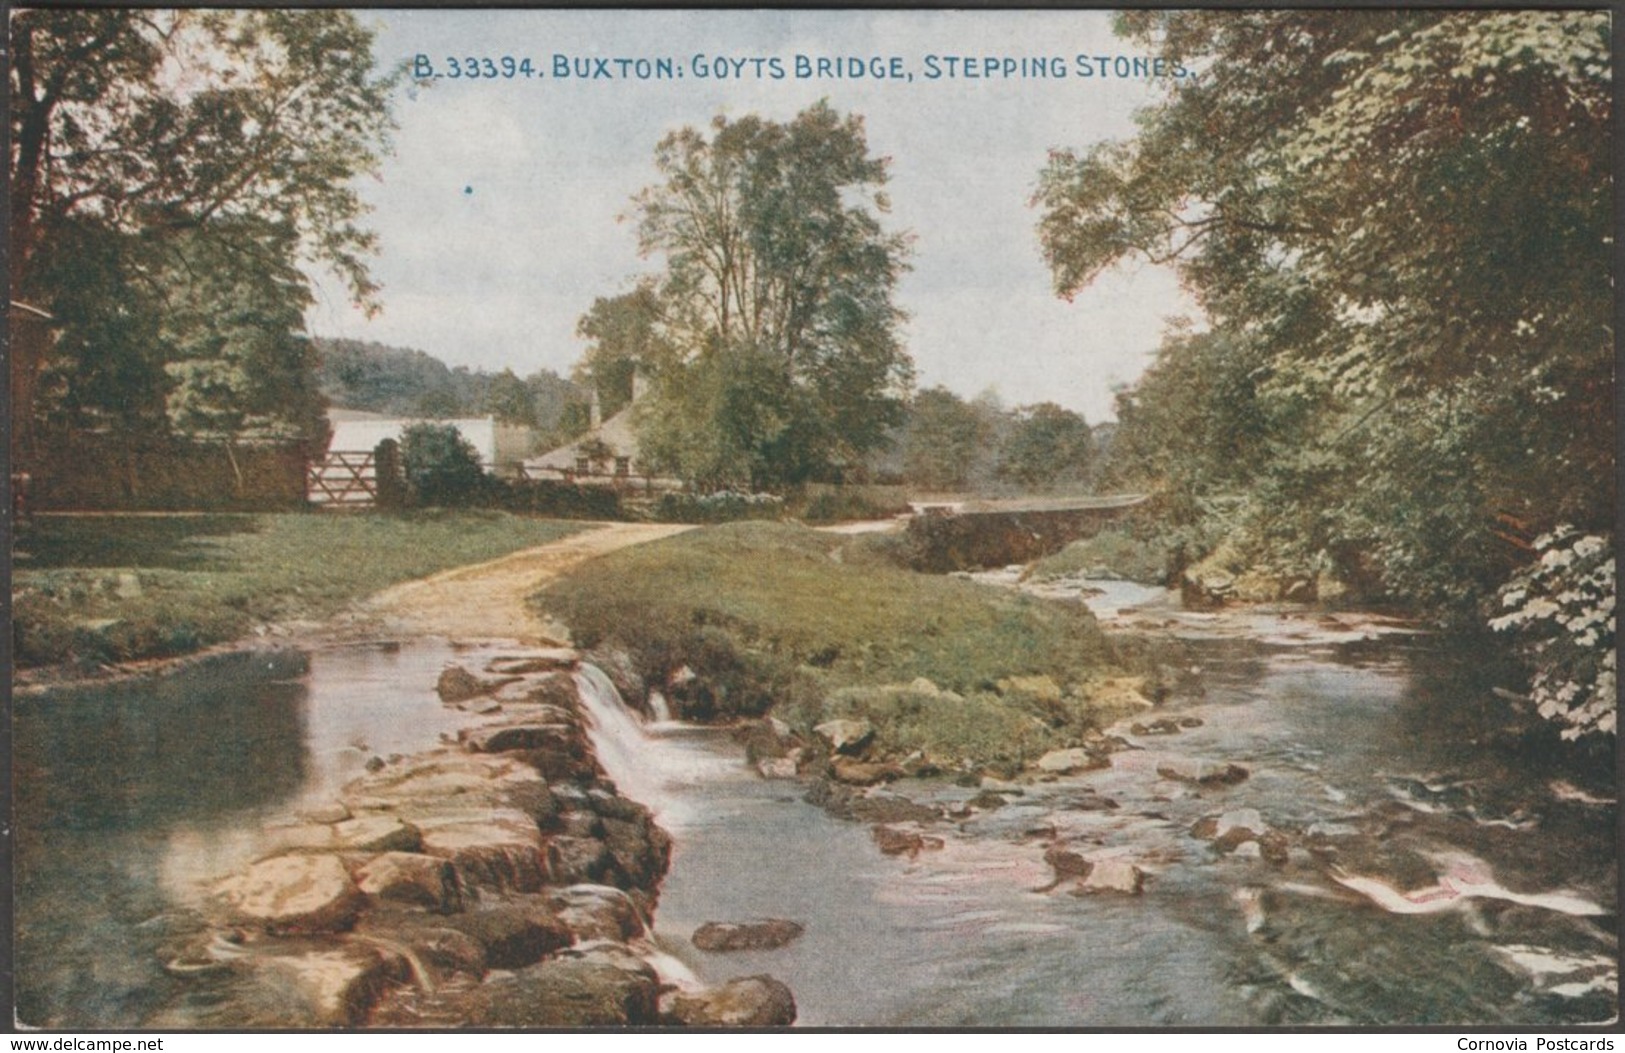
[
  {"x1": 631, "y1": 365, "x2": 648, "y2": 403},
  {"x1": 589, "y1": 387, "x2": 601, "y2": 429}
]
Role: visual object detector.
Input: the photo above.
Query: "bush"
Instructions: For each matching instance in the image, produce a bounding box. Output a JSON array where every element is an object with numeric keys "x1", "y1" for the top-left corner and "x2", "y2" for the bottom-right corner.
[
  {"x1": 493, "y1": 479, "x2": 622, "y2": 520},
  {"x1": 790, "y1": 485, "x2": 911, "y2": 524},
  {"x1": 401, "y1": 423, "x2": 487, "y2": 507},
  {"x1": 1489, "y1": 527, "x2": 1615, "y2": 740},
  {"x1": 654, "y1": 490, "x2": 783, "y2": 524}
]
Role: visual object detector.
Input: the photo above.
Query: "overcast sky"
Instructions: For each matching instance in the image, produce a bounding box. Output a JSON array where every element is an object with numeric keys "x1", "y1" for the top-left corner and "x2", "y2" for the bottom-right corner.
[{"x1": 305, "y1": 9, "x2": 1203, "y2": 423}]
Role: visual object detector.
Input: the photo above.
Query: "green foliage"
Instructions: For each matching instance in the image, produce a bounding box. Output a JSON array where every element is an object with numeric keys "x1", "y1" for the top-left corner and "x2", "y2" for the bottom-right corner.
[
  {"x1": 1489, "y1": 528, "x2": 1615, "y2": 740},
  {"x1": 539, "y1": 521, "x2": 1115, "y2": 742},
  {"x1": 998, "y1": 402, "x2": 1095, "y2": 490},
  {"x1": 900, "y1": 387, "x2": 997, "y2": 490},
  {"x1": 160, "y1": 223, "x2": 328, "y2": 449},
  {"x1": 491, "y1": 479, "x2": 622, "y2": 520},
  {"x1": 629, "y1": 103, "x2": 914, "y2": 488},
  {"x1": 789, "y1": 485, "x2": 911, "y2": 525},
  {"x1": 11, "y1": 10, "x2": 397, "y2": 459},
  {"x1": 400, "y1": 423, "x2": 486, "y2": 507},
  {"x1": 653, "y1": 490, "x2": 784, "y2": 524},
  {"x1": 1025, "y1": 530, "x2": 1170, "y2": 586},
  {"x1": 13, "y1": 512, "x2": 585, "y2": 668},
  {"x1": 483, "y1": 369, "x2": 535, "y2": 426},
  {"x1": 1036, "y1": 10, "x2": 1613, "y2": 699},
  {"x1": 315, "y1": 338, "x2": 584, "y2": 441},
  {"x1": 823, "y1": 684, "x2": 1057, "y2": 772},
  {"x1": 574, "y1": 283, "x2": 665, "y2": 419}
]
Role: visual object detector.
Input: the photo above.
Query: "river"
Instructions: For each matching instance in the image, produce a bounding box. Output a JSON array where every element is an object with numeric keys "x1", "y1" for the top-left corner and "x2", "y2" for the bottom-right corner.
[{"x1": 13, "y1": 589, "x2": 1618, "y2": 1028}]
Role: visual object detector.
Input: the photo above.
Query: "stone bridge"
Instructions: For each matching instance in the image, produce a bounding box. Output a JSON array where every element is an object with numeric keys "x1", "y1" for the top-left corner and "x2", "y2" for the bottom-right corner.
[{"x1": 903, "y1": 494, "x2": 1150, "y2": 573}]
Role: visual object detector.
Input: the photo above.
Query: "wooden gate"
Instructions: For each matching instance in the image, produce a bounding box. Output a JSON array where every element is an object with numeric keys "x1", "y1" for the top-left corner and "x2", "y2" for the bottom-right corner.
[{"x1": 307, "y1": 450, "x2": 377, "y2": 509}]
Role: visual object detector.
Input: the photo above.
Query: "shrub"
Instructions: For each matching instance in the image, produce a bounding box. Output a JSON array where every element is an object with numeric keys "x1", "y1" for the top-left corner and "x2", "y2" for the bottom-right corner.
[
  {"x1": 493, "y1": 479, "x2": 622, "y2": 520},
  {"x1": 401, "y1": 423, "x2": 487, "y2": 507},
  {"x1": 654, "y1": 490, "x2": 783, "y2": 524},
  {"x1": 790, "y1": 485, "x2": 911, "y2": 524},
  {"x1": 1489, "y1": 527, "x2": 1615, "y2": 740}
]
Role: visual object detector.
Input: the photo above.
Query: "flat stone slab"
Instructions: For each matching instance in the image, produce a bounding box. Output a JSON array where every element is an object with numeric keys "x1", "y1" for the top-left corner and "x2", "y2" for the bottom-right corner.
[
  {"x1": 1156, "y1": 758, "x2": 1251, "y2": 787},
  {"x1": 691, "y1": 919, "x2": 805, "y2": 952},
  {"x1": 217, "y1": 854, "x2": 364, "y2": 934},
  {"x1": 354, "y1": 851, "x2": 462, "y2": 913}
]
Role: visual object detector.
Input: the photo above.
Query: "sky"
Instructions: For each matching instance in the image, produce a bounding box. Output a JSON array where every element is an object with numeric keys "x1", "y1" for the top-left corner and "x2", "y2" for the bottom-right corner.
[{"x1": 305, "y1": 9, "x2": 1204, "y2": 423}]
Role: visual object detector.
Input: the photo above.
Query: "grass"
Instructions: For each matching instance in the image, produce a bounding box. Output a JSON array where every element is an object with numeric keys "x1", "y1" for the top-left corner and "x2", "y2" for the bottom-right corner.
[
  {"x1": 13, "y1": 510, "x2": 586, "y2": 668},
  {"x1": 538, "y1": 520, "x2": 1125, "y2": 771},
  {"x1": 1024, "y1": 529, "x2": 1171, "y2": 585}
]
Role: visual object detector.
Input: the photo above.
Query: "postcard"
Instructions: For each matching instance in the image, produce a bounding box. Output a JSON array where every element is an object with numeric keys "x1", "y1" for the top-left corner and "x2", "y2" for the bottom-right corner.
[{"x1": 10, "y1": 6, "x2": 1616, "y2": 1033}]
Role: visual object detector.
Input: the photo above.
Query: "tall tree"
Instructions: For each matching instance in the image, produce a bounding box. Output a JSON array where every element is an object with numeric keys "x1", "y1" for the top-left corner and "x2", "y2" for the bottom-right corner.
[
  {"x1": 1035, "y1": 10, "x2": 1611, "y2": 608},
  {"x1": 900, "y1": 386, "x2": 994, "y2": 491},
  {"x1": 9, "y1": 9, "x2": 395, "y2": 461},
  {"x1": 574, "y1": 282, "x2": 665, "y2": 419},
  {"x1": 998, "y1": 403, "x2": 1095, "y2": 490},
  {"x1": 631, "y1": 102, "x2": 913, "y2": 488},
  {"x1": 484, "y1": 369, "x2": 535, "y2": 427},
  {"x1": 1035, "y1": 10, "x2": 1613, "y2": 732}
]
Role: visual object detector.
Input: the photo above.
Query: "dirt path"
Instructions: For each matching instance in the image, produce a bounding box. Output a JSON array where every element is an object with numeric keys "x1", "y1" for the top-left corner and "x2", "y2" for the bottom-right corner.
[{"x1": 358, "y1": 521, "x2": 693, "y2": 645}]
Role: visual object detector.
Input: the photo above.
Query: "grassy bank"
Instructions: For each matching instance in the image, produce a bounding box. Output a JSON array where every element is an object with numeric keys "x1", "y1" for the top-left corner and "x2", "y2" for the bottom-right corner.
[
  {"x1": 539, "y1": 521, "x2": 1137, "y2": 772},
  {"x1": 14, "y1": 511, "x2": 585, "y2": 669},
  {"x1": 1024, "y1": 529, "x2": 1171, "y2": 586}
]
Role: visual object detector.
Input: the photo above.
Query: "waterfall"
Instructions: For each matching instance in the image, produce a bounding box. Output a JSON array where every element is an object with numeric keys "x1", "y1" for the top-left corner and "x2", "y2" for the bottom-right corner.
[
  {"x1": 648, "y1": 689, "x2": 674, "y2": 723},
  {"x1": 573, "y1": 665, "x2": 666, "y2": 813},
  {"x1": 571, "y1": 664, "x2": 742, "y2": 826}
]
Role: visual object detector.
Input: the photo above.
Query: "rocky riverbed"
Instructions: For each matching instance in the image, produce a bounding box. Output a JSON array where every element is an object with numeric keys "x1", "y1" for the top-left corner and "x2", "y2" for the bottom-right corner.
[{"x1": 141, "y1": 648, "x2": 796, "y2": 1028}]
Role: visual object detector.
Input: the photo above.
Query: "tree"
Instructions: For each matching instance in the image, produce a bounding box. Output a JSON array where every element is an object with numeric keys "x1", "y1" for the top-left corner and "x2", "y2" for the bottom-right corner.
[
  {"x1": 9, "y1": 9, "x2": 395, "y2": 462},
  {"x1": 574, "y1": 283, "x2": 666, "y2": 420},
  {"x1": 998, "y1": 403, "x2": 1095, "y2": 491},
  {"x1": 900, "y1": 386, "x2": 994, "y2": 490},
  {"x1": 630, "y1": 102, "x2": 914, "y2": 488},
  {"x1": 1035, "y1": 11, "x2": 1611, "y2": 609},
  {"x1": 484, "y1": 369, "x2": 535, "y2": 427},
  {"x1": 1035, "y1": 11, "x2": 1614, "y2": 732}
]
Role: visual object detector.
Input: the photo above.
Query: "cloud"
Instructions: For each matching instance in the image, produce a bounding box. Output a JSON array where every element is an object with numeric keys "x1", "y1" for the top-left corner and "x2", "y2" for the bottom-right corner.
[{"x1": 309, "y1": 9, "x2": 1202, "y2": 418}]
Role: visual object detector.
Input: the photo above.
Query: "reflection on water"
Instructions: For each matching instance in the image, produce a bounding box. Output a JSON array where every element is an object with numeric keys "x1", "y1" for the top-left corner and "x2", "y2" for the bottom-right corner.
[
  {"x1": 12, "y1": 625, "x2": 1617, "y2": 1028},
  {"x1": 13, "y1": 643, "x2": 471, "y2": 1028},
  {"x1": 638, "y1": 628, "x2": 1616, "y2": 1027}
]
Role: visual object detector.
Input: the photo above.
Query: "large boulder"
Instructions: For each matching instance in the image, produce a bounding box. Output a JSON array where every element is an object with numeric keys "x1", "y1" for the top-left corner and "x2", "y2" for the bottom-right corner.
[
  {"x1": 354, "y1": 851, "x2": 462, "y2": 914},
  {"x1": 830, "y1": 757, "x2": 899, "y2": 786},
  {"x1": 546, "y1": 884, "x2": 646, "y2": 942},
  {"x1": 691, "y1": 919, "x2": 805, "y2": 953},
  {"x1": 485, "y1": 649, "x2": 579, "y2": 676},
  {"x1": 445, "y1": 904, "x2": 574, "y2": 969},
  {"x1": 1191, "y1": 808, "x2": 1266, "y2": 847},
  {"x1": 409, "y1": 806, "x2": 552, "y2": 893},
  {"x1": 662, "y1": 975, "x2": 797, "y2": 1027},
  {"x1": 814, "y1": 719, "x2": 874, "y2": 755},
  {"x1": 237, "y1": 941, "x2": 410, "y2": 1027},
  {"x1": 871, "y1": 825, "x2": 944, "y2": 858},
  {"x1": 216, "y1": 854, "x2": 364, "y2": 934},
  {"x1": 1075, "y1": 858, "x2": 1146, "y2": 895},
  {"x1": 458, "y1": 721, "x2": 579, "y2": 755},
  {"x1": 436, "y1": 665, "x2": 488, "y2": 703},
  {"x1": 464, "y1": 945, "x2": 659, "y2": 1026}
]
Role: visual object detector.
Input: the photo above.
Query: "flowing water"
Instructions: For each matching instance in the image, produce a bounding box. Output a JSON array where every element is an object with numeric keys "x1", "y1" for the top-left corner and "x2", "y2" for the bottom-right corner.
[{"x1": 14, "y1": 602, "x2": 1618, "y2": 1028}]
